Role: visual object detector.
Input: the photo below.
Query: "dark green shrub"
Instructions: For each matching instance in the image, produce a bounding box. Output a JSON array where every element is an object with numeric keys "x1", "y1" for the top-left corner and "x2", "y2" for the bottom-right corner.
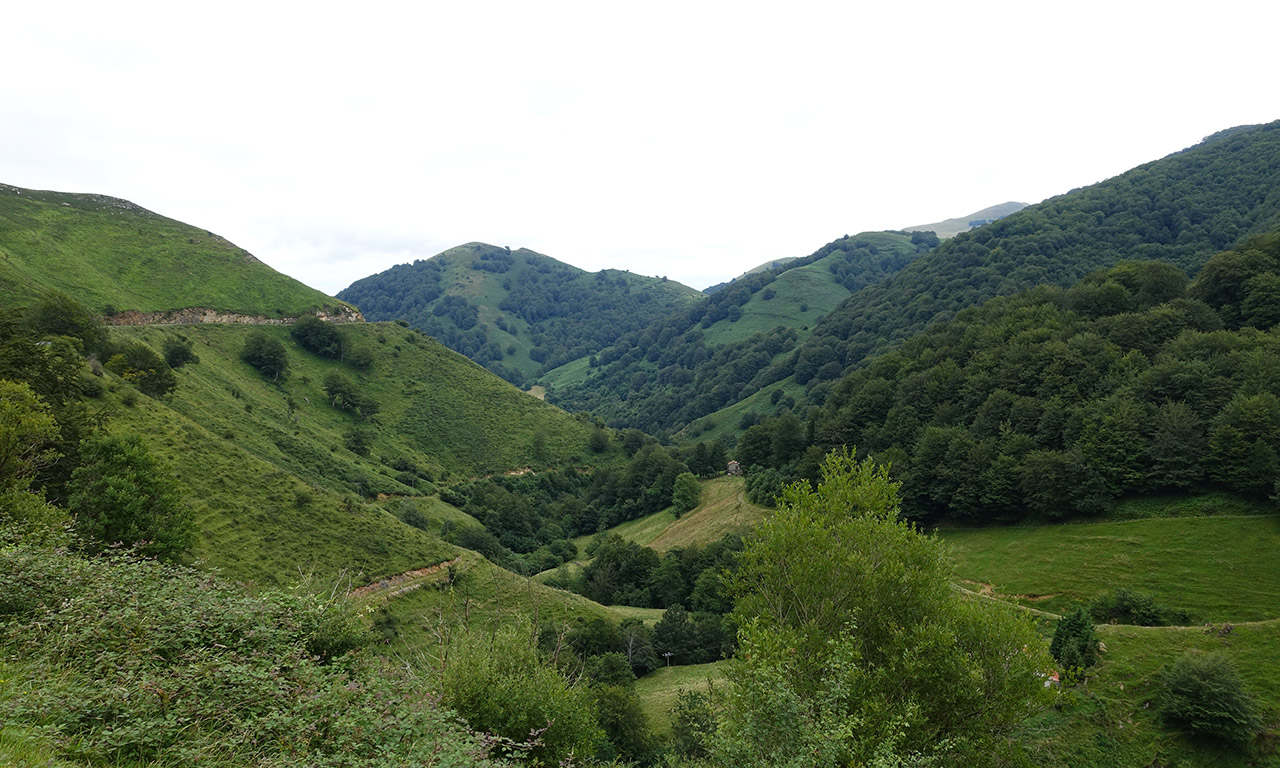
[
  {"x1": 105, "y1": 341, "x2": 176, "y2": 397},
  {"x1": 670, "y1": 688, "x2": 716, "y2": 760},
  {"x1": 344, "y1": 426, "x2": 373, "y2": 456},
  {"x1": 291, "y1": 315, "x2": 343, "y2": 358},
  {"x1": 68, "y1": 433, "x2": 195, "y2": 560},
  {"x1": 25, "y1": 290, "x2": 108, "y2": 356},
  {"x1": 240, "y1": 332, "x2": 288, "y2": 381},
  {"x1": 1050, "y1": 607, "x2": 1099, "y2": 675},
  {"x1": 161, "y1": 335, "x2": 199, "y2": 368},
  {"x1": 1158, "y1": 652, "x2": 1261, "y2": 746}
]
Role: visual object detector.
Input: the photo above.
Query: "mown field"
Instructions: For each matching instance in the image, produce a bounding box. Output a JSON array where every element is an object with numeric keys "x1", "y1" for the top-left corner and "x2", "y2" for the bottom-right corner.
[
  {"x1": 571, "y1": 477, "x2": 767, "y2": 555},
  {"x1": 942, "y1": 512, "x2": 1280, "y2": 621}
]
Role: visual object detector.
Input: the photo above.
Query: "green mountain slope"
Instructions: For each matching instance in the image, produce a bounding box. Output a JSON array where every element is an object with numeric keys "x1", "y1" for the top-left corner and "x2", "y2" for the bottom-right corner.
[
  {"x1": 558, "y1": 121, "x2": 1280, "y2": 439},
  {"x1": 95, "y1": 321, "x2": 605, "y2": 585},
  {"x1": 547, "y1": 231, "x2": 936, "y2": 431},
  {"x1": 0, "y1": 183, "x2": 355, "y2": 319},
  {"x1": 336, "y1": 243, "x2": 703, "y2": 386},
  {"x1": 733, "y1": 239, "x2": 1280, "y2": 524},
  {"x1": 797, "y1": 122, "x2": 1280, "y2": 383}
]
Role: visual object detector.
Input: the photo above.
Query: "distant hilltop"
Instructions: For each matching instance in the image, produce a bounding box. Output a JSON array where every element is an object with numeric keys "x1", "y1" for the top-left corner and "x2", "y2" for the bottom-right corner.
[{"x1": 904, "y1": 201, "x2": 1028, "y2": 239}]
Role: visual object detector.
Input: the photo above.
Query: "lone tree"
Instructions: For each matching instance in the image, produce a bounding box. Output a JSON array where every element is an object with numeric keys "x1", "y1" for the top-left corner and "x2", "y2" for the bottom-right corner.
[
  {"x1": 1050, "y1": 606, "x2": 1100, "y2": 678},
  {"x1": 240, "y1": 332, "x2": 288, "y2": 382},
  {"x1": 671, "y1": 472, "x2": 701, "y2": 515},
  {"x1": 291, "y1": 315, "x2": 344, "y2": 359},
  {"x1": 69, "y1": 433, "x2": 194, "y2": 561},
  {"x1": 719, "y1": 449, "x2": 1049, "y2": 767}
]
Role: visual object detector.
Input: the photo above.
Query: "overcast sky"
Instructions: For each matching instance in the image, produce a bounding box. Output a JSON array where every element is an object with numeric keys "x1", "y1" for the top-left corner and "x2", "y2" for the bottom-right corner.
[{"x1": 4, "y1": 1, "x2": 1278, "y2": 294}]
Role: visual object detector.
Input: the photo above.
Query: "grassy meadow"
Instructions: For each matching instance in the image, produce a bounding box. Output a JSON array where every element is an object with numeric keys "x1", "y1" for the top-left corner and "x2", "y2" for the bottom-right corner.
[{"x1": 941, "y1": 513, "x2": 1280, "y2": 621}]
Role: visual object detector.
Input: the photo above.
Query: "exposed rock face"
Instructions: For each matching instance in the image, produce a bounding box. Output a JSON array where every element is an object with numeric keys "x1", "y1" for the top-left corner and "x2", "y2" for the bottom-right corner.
[{"x1": 104, "y1": 305, "x2": 364, "y2": 326}]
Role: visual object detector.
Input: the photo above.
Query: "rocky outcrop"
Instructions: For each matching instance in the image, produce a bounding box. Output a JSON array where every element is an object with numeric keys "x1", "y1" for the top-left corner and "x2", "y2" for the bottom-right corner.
[{"x1": 104, "y1": 305, "x2": 364, "y2": 326}]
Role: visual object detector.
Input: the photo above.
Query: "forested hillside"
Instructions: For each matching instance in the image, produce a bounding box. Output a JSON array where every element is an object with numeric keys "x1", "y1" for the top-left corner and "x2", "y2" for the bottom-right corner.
[
  {"x1": 735, "y1": 235, "x2": 1280, "y2": 521},
  {"x1": 0, "y1": 183, "x2": 354, "y2": 319},
  {"x1": 790, "y1": 122, "x2": 1280, "y2": 388},
  {"x1": 558, "y1": 121, "x2": 1280, "y2": 437},
  {"x1": 548, "y1": 230, "x2": 937, "y2": 431},
  {"x1": 337, "y1": 243, "x2": 702, "y2": 386}
]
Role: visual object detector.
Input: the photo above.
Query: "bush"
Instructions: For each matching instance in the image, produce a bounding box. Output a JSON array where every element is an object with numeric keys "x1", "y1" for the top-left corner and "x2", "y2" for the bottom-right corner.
[
  {"x1": 68, "y1": 433, "x2": 195, "y2": 560},
  {"x1": 105, "y1": 341, "x2": 177, "y2": 397},
  {"x1": 0, "y1": 544, "x2": 505, "y2": 767},
  {"x1": 670, "y1": 688, "x2": 716, "y2": 760},
  {"x1": 161, "y1": 335, "x2": 199, "y2": 368},
  {"x1": 1158, "y1": 652, "x2": 1262, "y2": 746},
  {"x1": 25, "y1": 290, "x2": 108, "y2": 356},
  {"x1": 291, "y1": 315, "x2": 344, "y2": 359},
  {"x1": 672, "y1": 471, "x2": 701, "y2": 515},
  {"x1": 439, "y1": 622, "x2": 603, "y2": 764},
  {"x1": 1050, "y1": 606, "x2": 1099, "y2": 674},
  {"x1": 240, "y1": 332, "x2": 288, "y2": 381}
]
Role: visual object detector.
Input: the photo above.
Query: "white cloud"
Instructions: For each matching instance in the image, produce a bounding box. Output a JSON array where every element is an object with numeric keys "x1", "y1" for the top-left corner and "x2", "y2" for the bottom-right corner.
[{"x1": 4, "y1": 1, "x2": 1277, "y2": 294}]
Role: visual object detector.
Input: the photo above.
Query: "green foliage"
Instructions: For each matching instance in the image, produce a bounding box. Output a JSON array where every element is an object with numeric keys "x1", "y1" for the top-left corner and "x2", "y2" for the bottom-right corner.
[
  {"x1": 1050, "y1": 607, "x2": 1099, "y2": 675},
  {"x1": 323, "y1": 369, "x2": 379, "y2": 418},
  {"x1": 1088, "y1": 587, "x2": 1195, "y2": 626},
  {"x1": 291, "y1": 314, "x2": 344, "y2": 358},
  {"x1": 670, "y1": 688, "x2": 717, "y2": 760},
  {"x1": 1158, "y1": 652, "x2": 1262, "y2": 747},
  {"x1": 672, "y1": 471, "x2": 701, "y2": 515},
  {"x1": 0, "y1": 379, "x2": 60, "y2": 492},
  {"x1": 0, "y1": 380, "x2": 71, "y2": 547},
  {"x1": 23, "y1": 290, "x2": 108, "y2": 356},
  {"x1": 68, "y1": 433, "x2": 195, "y2": 560},
  {"x1": 721, "y1": 449, "x2": 1050, "y2": 766},
  {"x1": 437, "y1": 621, "x2": 603, "y2": 764},
  {"x1": 551, "y1": 232, "x2": 933, "y2": 432},
  {"x1": 591, "y1": 683, "x2": 652, "y2": 761},
  {"x1": 344, "y1": 425, "x2": 373, "y2": 456},
  {"x1": 740, "y1": 254, "x2": 1280, "y2": 523},
  {"x1": 0, "y1": 543, "x2": 506, "y2": 767},
  {"x1": 239, "y1": 330, "x2": 288, "y2": 381},
  {"x1": 105, "y1": 340, "x2": 177, "y2": 397},
  {"x1": 161, "y1": 334, "x2": 198, "y2": 367},
  {"x1": 0, "y1": 311, "x2": 100, "y2": 501}
]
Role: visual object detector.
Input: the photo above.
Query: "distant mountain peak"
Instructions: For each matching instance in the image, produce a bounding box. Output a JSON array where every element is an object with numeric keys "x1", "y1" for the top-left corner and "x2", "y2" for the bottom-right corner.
[{"x1": 904, "y1": 201, "x2": 1028, "y2": 239}]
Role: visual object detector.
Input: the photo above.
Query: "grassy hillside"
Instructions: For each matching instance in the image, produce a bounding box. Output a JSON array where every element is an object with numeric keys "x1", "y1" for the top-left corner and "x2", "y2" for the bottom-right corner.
[
  {"x1": 96, "y1": 321, "x2": 607, "y2": 585},
  {"x1": 942, "y1": 512, "x2": 1280, "y2": 622},
  {"x1": 337, "y1": 242, "x2": 703, "y2": 386},
  {"x1": 359, "y1": 550, "x2": 664, "y2": 659},
  {"x1": 1021, "y1": 619, "x2": 1280, "y2": 768},
  {"x1": 0, "y1": 183, "x2": 352, "y2": 318}
]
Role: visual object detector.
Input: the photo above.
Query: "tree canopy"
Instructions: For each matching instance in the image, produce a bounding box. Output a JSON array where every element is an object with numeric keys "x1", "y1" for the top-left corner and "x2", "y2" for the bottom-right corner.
[{"x1": 718, "y1": 450, "x2": 1049, "y2": 766}]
